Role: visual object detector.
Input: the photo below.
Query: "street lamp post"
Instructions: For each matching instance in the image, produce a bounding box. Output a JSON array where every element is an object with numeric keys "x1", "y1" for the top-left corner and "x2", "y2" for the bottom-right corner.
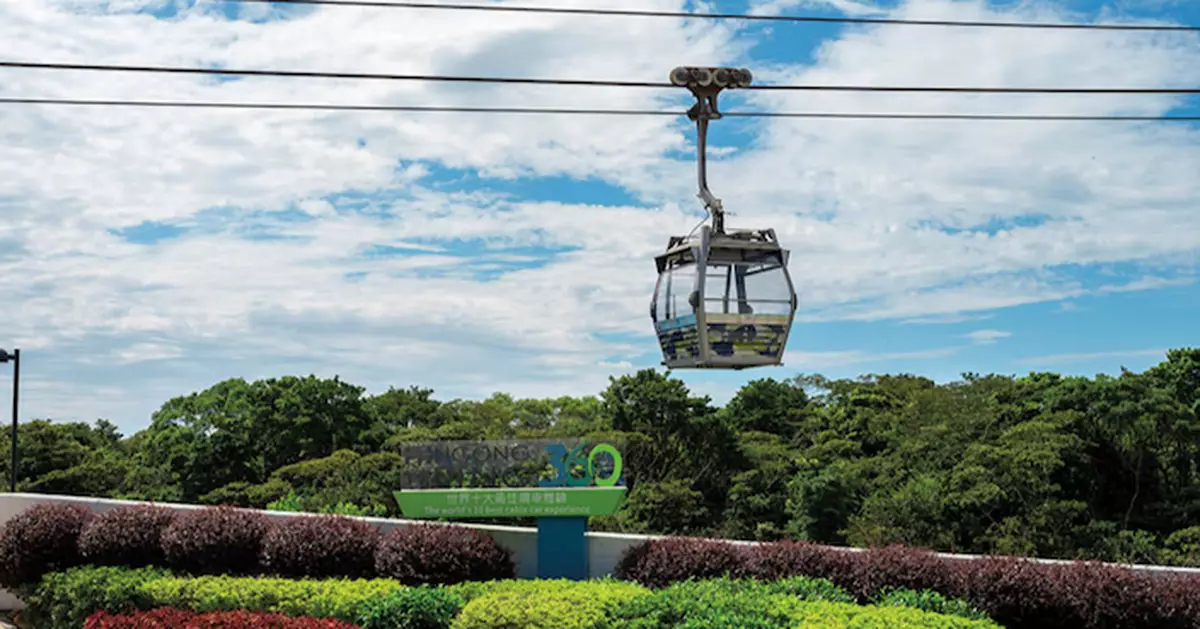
[{"x1": 0, "y1": 349, "x2": 19, "y2": 493}]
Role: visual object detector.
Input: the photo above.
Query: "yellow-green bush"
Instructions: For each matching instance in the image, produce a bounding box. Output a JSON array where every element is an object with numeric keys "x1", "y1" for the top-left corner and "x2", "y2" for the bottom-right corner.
[
  {"x1": 451, "y1": 580, "x2": 647, "y2": 629},
  {"x1": 22, "y1": 565, "x2": 170, "y2": 629},
  {"x1": 358, "y1": 586, "x2": 465, "y2": 629},
  {"x1": 448, "y1": 578, "x2": 646, "y2": 603},
  {"x1": 605, "y1": 582, "x2": 1003, "y2": 629},
  {"x1": 25, "y1": 567, "x2": 997, "y2": 629},
  {"x1": 140, "y1": 575, "x2": 405, "y2": 622},
  {"x1": 787, "y1": 601, "x2": 1003, "y2": 628}
]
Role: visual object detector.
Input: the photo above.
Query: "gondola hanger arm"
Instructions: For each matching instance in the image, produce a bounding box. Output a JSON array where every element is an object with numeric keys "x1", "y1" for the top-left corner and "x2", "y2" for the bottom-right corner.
[{"x1": 669, "y1": 66, "x2": 753, "y2": 235}]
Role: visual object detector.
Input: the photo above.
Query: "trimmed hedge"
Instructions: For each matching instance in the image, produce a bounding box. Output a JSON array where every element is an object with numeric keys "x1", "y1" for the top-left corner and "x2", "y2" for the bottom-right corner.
[
  {"x1": 22, "y1": 565, "x2": 170, "y2": 629},
  {"x1": 358, "y1": 587, "x2": 465, "y2": 629},
  {"x1": 261, "y1": 515, "x2": 381, "y2": 579},
  {"x1": 26, "y1": 568, "x2": 993, "y2": 629},
  {"x1": 615, "y1": 537, "x2": 1200, "y2": 629},
  {"x1": 84, "y1": 608, "x2": 358, "y2": 629},
  {"x1": 0, "y1": 503, "x2": 94, "y2": 588},
  {"x1": 0, "y1": 504, "x2": 516, "y2": 588},
  {"x1": 79, "y1": 505, "x2": 179, "y2": 568},
  {"x1": 875, "y1": 587, "x2": 991, "y2": 622},
  {"x1": 612, "y1": 536, "x2": 747, "y2": 589},
  {"x1": 140, "y1": 575, "x2": 405, "y2": 623},
  {"x1": 543, "y1": 578, "x2": 998, "y2": 629},
  {"x1": 375, "y1": 524, "x2": 514, "y2": 586},
  {"x1": 451, "y1": 580, "x2": 646, "y2": 629},
  {"x1": 602, "y1": 577, "x2": 983, "y2": 628},
  {"x1": 162, "y1": 506, "x2": 271, "y2": 576}
]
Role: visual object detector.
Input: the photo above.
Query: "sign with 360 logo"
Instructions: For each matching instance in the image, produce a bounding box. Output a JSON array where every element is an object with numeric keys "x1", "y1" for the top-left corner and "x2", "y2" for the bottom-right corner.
[
  {"x1": 394, "y1": 438, "x2": 628, "y2": 519},
  {"x1": 539, "y1": 441, "x2": 623, "y2": 488}
]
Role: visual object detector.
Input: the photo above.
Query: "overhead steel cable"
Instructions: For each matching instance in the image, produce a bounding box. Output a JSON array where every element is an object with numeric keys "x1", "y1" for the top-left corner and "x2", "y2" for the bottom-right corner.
[
  {"x1": 0, "y1": 61, "x2": 668, "y2": 90},
  {"x1": 3, "y1": 60, "x2": 1199, "y2": 95},
  {"x1": 220, "y1": 0, "x2": 1200, "y2": 32},
  {"x1": 2, "y1": 96, "x2": 1199, "y2": 121}
]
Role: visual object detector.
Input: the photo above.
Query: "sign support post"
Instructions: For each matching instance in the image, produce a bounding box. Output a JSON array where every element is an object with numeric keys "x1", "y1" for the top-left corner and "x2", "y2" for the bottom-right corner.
[{"x1": 537, "y1": 516, "x2": 588, "y2": 580}]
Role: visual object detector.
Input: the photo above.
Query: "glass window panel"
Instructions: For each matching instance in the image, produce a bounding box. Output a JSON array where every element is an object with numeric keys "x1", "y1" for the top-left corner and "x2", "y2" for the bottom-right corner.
[
  {"x1": 701, "y1": 261, "x2": 792, "y2": 315},
  {"x1": 655, "y1": 264, "x2": 697, "y2": 321}
]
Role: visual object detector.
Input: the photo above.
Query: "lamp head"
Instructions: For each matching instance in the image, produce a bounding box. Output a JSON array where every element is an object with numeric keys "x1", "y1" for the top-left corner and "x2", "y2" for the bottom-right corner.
[{"x1": 0, "y1": 350, "x2": 9, "y2": 363}]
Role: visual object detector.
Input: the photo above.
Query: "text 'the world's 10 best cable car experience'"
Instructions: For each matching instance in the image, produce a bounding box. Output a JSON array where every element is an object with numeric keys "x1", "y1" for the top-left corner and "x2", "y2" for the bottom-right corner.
[{"x1": 651, "y1": 66, "x2": 798, "y2": 370}]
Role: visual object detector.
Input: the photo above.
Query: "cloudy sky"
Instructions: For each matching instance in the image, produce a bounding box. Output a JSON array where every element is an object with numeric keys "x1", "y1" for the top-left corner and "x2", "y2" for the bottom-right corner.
[{"x1": 1, "y1": 0, "x2": 1198, "y2": 434}]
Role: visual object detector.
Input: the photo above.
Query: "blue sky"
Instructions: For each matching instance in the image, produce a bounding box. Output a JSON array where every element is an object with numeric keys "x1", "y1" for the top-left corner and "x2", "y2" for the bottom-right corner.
[{"x1": 1, "y1": 0, "x2": 1199, "y2": 433}]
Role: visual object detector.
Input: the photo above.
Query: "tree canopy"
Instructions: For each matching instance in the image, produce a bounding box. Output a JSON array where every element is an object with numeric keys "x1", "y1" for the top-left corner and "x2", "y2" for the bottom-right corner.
[{"x1": 5, "y1": 348, "x2": 1200, "y2": 568}]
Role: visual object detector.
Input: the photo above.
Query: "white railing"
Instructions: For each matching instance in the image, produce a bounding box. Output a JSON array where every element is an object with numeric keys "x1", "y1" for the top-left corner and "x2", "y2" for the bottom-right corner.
[{"x1": 1, "y1": 492, "x2": 1197, "y2": 611}]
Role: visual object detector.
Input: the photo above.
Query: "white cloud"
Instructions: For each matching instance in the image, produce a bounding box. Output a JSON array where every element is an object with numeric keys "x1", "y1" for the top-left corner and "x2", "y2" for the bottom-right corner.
[
  {"x1": 902, "y1": 313, "x2": 995, "y2": 325},
  {"x1": 751, "y1": 0, "x2": 886, "y2": 17},
  {"x1": 787, "y1": 346, "x2": 963, "y2": 369},
  {"x1": 963, "y1": 329, "x2": 1012, "y2": 345},
  {"x1": 1016, "y1": 348, "x2": 1168, "y2": 366},
  {"x1": 1, "y1": 0, "x2": 1199, "y2": 431}
]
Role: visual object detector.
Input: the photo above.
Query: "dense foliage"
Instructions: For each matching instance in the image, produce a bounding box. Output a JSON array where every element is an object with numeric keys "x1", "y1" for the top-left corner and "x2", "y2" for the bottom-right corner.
[
  {"x1": 0, "y1": 503, "x2": 514, "y2": 593},
  {"x1": 260, "y1": 515, "x2": 380, "y2": 580},
  {"x1": 374, "y1": 524, "x2": 514, "y2": 586},
  {"x1": 615, "y1": 537, "x2": 1200, "y2": 629},
  {"x1": 357, "y1": 587, "x2": 465, "y2": 629},
  {"x1": 141, "y1": 575, "x2": 405, "y2": 623},
  {"x1": 79, "y1": 506, "x2": 178, "y2": 568},
  {"x1": 0, "y1": 502, "x2": 94, "y2": 588},
  {"x1": 161, "y1": 506, "x2": 271, "y2": 576},
  {"x1": 4, "y1": 348, "x2": 1200, "y2": 566},
  {"x1": 604, "y1": 578, "x2": 997, "y2": 629},
  {"x1": 25, "y1": 569, "x2": 999, "y2": 629},
  {"x1": 20, "y1": 565, "x2": 170, "y2": 629}
]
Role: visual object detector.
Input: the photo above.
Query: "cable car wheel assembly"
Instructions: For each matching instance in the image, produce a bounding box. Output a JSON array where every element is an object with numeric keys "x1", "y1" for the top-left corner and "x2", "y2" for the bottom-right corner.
[{"x1": 650, "y1": 66, "x2": 799, "y2": 370}]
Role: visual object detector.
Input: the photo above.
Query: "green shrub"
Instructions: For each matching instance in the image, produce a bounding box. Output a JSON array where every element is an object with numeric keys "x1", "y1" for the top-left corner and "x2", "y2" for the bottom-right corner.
[
  {"x1": 451, "y1": 580, "x2": 646, "y2": 629},
  {"x1": 605, "y1": 576, "x2": 856, "y2": 628},
  {"x1": 607, "y1": 582, "x2": 1002, "y2": 629},
  {"x1": 608, "y1": 581, "x2": 803, "y2": 629},
  {"x1": 267, "y1": 491, "x2": 306, "y2": 513},
  {"x1": 358, "y1": 587, "x2": 464, "y2": 629},
  {"x1": 22, "y1": 565, "x2": 170, "y2": 629},
  {"x1": 447, "y1": 578, "x2": 645, "y2": 603},
  {"x1": 874, "y1": 586, "x2": 990, "y2": 621},
  {"x1": 140, "y1": 575, "x2": 406, "y2": 623},
  {"x1": 642, "y1": 575, "x2": 856, "y2": 603},
  {"x1": 760, "y1": 575, "x2": 857, "y2": 602}
]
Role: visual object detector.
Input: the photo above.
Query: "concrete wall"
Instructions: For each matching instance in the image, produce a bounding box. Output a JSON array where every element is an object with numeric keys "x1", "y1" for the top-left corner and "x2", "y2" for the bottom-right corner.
[{"x1": 2, "y1": 493, "x2": 1199, "y2": 611}]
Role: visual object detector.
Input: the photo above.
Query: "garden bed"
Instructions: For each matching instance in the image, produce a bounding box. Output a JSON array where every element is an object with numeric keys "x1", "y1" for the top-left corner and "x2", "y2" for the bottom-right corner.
[
  {"x1": 21, "y1": 567, "x2": 997, "y2": 629},
  {"x1": 3, "y1": 502, "x2": 1199, "y2": 628}
]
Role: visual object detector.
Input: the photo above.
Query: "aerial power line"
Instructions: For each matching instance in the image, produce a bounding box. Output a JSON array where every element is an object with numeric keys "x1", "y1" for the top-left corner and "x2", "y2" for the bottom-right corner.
[
  {"x1": 3, "y1": 60, "x2": 1199, "y2": 95},
  {"x1": 2, "y1": 97, "x2": 1198, "y2": 122},
  {"x1": 219, "y1": 0, "x2": 1200, "y2": 32}
]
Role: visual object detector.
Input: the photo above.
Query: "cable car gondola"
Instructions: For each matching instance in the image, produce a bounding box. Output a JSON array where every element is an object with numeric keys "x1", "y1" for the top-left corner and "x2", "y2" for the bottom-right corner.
[{"x1": 650, "y1": 66, "x2": 798, "y2": 370}]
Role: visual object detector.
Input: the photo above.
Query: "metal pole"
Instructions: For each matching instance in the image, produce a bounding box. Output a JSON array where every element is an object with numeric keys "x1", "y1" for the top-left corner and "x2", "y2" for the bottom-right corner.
[{"x1": 10, "y1": 349, "x2": 18, "y2": 493}]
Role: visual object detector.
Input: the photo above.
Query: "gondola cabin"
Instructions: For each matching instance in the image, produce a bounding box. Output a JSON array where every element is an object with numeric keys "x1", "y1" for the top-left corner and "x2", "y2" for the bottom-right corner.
[{"x1": 651, "y1": 225, "x2": 797, "y2": 369}]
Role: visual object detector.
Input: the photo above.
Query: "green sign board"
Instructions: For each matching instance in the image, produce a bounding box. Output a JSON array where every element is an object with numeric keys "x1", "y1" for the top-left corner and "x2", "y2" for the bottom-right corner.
[{"x1": 394, "y1": 486, "x2": 626, "y2": 519}]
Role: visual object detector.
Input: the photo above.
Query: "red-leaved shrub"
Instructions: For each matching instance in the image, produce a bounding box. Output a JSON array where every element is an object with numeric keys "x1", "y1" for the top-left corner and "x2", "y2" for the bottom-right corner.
[
  {"x1": 84, "y1": 608, "x2": 357, "y2": 629},
  {"x1": 951, "y1": 557, "x2": 1200, "y2": 629},
  {"x1": 0, "y1": 503, "x2": 94, "y2": 588},
  {"x1": 615, "y1": 539, "x2": 1200, "y2": 629},
  {"x1": 1154, "y1": 572, "x2": 1200, "y2": 625},
  {"x1": 79, "y1": 505, "x2": 178, "y2": 568},
  {"x1": 260, "y1": 514, "x2": 381, "y2": 579},
  {"x1": 743, "y1": 540, "x2": 853, "y2": 583},
  {"x1": 842, "y1": 544, "x2": 956, "y2": 601},
  {"x1": 161, "y1": 506, "x2": 269, "y2": 576},
  {"x1": 613, "y1": 537, "x2": 750, "y2": 589},
  {"x1": 374, "y1": 523, "x2": 513, "y2": 585}
]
